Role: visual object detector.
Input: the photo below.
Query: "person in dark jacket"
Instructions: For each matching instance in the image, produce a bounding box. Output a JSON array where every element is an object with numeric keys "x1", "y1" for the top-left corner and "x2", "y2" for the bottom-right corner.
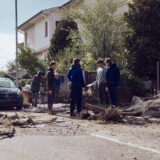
[
  {"x1": 105, "y1": 58, "x2": 120, "y2": 107},
  {"x1": 68, "y1": 58, "x2": 85, "y2": 116},
  {"x1": 31, "y1": 72, "x2": 45, "y2": 107},
  {"x1": 47, "y1": 61, "x2": 56, "y2": 114}
]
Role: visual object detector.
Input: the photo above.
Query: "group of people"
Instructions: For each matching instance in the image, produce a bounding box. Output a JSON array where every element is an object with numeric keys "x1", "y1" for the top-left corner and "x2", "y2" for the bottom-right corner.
[
  {"x1": 68, "y1": 58, "x2": 120, "y2": 116},
  {"x1": 31, "y1": 57, "x2": 120, "y2": 116}
]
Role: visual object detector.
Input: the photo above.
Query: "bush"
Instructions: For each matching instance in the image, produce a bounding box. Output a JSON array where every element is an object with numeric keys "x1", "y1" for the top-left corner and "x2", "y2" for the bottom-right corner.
[
  {"x1": 120, "y1": 73, "x2": 146, "y2": 97},
  {"x1": 18, "y1": 79, "x2": 31, "y2": 88}
]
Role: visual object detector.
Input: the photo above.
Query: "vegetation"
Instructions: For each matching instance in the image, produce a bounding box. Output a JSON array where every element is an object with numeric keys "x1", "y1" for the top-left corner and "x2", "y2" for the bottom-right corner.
[
  {"x1": 6, "y1": 60, "x2": 16, "y2": 75},
  {"x1": 18, "y1": 47, "x2": 46, "y2": 76},
  {"x1": 124, "y1": 0, "x2": 160, "y2": 79},
  {"x1": 68, "y1": 0, "x2": 126, "y2": 60},
  {"x1": 48, "y1": 19, "x2": 78, "y2": 61},
  {"x1": 0, "y1": 71, "x2": 14, "y2": 81}
]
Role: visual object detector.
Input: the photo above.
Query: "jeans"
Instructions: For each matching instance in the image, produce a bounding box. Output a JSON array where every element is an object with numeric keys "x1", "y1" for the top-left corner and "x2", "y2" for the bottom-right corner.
[
  {"x1": 70, "y1": 85, "x2": 82, "y2": 114},
  {"x1": 55, "y1": 89, "x2": 60, "y2": 102},
  {"x1": 32, "y1": 92, "x2": 38, "y2": 107},
  {"x1": 99, "y1": 82, "x2": 109, "y2": 105},
  {"x1": 48, "y1": 90, "x2": 55, "y2": 104},
  {"x1": 108, "y1": 86, "x2": 117, "y2": 106}
]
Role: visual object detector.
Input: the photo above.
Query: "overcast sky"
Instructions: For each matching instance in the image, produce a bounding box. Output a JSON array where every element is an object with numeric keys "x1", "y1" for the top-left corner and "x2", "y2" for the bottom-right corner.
[{"x1": 0, "y1": 0, "x2": 69, "y2": 71}]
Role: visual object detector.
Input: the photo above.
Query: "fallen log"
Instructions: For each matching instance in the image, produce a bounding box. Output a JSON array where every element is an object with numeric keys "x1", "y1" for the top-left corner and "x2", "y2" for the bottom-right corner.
[{"x1": 85, "y1": 103, "x2": 106, "y2": 113}]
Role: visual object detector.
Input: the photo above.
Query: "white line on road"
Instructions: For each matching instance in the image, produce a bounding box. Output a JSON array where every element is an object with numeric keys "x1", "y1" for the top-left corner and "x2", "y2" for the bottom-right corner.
[{"x1": 91, "y1": 133, "x2": 160, "y2": 155}]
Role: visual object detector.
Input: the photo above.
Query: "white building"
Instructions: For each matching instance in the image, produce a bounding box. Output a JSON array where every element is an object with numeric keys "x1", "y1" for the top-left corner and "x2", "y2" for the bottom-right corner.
[{"x1": 18, "y1": 1, "x2": 75, "y2": 59}]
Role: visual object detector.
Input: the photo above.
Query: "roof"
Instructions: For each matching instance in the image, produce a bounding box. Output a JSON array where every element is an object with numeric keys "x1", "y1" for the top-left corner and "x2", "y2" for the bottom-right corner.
[
  {"x1": 18, "y1": 7, "x2": 59, "y2": 31},
  {"x1": 18, "y1": 0, "x2": 73, "y2": 31}
]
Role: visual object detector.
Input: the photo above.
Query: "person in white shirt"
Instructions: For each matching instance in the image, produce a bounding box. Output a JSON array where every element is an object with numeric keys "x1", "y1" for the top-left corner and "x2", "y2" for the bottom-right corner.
[
  {"x1": 143, "y1": 76, "x2": 152, "y2": 94},
  {"x1": 95, "y1": 59, "x2": 108, "y2": 105}
]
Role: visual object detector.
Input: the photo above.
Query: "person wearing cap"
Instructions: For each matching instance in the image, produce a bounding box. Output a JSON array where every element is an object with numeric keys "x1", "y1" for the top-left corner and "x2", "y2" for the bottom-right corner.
[
  {"x1": 31, "y1": 72, "x2": 45, "y2": 107},
  {"x1": 68, "y1": 58, "x2": 85, "y2": 116},
  {"x1": 95, "y1": 59, "x2": 108, "y2": 105},
  {"x1": 47, "y1": 61, "x2": 57, "y2": 114}
]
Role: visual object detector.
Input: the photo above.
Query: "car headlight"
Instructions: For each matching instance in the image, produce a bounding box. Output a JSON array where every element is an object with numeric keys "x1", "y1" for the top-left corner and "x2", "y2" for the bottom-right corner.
[{"x1": 17, "y1": 90, "x2": 22, "y2": 96}]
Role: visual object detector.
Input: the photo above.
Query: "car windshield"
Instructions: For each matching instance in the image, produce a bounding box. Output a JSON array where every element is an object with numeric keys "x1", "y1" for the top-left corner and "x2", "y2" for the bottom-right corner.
[{"x1": 0, "y1": 79, "x2": 16, "y2": 88}]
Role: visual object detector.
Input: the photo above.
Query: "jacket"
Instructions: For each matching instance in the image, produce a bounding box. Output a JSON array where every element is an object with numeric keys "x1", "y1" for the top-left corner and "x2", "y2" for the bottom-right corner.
[
  {"x1": 47, "y1": 68, "x2": 56, "y2": 90},
  {"x1": 31, "y1": 75, "x2": 41, "y2": 93},
  {"x1": 106, "y1": 64, "x2": 120, "y2": 87},
  {"x1": 68, "y1": 64, "x2": 85, "y2": 87}
]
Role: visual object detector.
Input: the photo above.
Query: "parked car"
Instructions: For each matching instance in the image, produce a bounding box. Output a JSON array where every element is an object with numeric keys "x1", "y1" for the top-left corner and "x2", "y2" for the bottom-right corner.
[{"x1": 0, "y1": 78, "x2": 23, "y2": 110}]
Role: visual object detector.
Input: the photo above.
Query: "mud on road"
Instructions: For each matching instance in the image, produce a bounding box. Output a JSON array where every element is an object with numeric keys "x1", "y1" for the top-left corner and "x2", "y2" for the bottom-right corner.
[{"x1": 0, "y1": 103, "x2": 160, "y2": 160}]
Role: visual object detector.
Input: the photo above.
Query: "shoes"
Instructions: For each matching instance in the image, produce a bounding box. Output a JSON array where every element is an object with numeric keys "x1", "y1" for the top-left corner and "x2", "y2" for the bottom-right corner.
[{"x1": 70, "y1": 112, "x2": 76, "y2": 117}]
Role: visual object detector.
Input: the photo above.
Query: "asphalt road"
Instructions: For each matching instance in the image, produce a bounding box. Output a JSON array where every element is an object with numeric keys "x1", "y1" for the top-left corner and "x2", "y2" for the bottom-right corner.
[{"x1": 0, "y1": 135, "x2": 159, "y2": 160}]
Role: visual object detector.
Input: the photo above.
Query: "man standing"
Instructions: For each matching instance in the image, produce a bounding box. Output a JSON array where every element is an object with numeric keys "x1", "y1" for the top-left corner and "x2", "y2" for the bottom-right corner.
[
  {"x1": 105, "y1": 58, "x2": 120, "y2": 107},
  {"x1": 31, "y1": 72, "x2": 45, "y2": 107},
  {"x1": 47, "y1": 61, "x2": 56, "y2": 114},
  {"x1": 68, "y1": 58, "x2": 85, "y2": 116},
  {"x1": 95, "y1": 59, "x2": 108, "y2": 105}
]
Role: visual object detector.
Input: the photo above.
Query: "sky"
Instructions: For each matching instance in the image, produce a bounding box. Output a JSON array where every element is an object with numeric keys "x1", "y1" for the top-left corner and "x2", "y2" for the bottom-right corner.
[{"x1": 0, "y1": 0, "x2": 69, "y2": 71}]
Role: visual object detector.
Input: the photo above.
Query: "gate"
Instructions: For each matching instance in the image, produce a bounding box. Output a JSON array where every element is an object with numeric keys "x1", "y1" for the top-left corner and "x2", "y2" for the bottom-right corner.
[{"x1": 84, "y1": 71, "x2": 96, "y2": 85}]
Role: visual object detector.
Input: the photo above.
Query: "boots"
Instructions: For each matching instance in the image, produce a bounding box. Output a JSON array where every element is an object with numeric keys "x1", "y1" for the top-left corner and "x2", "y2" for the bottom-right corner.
[{"x1": 48, "y1": 104, "x2": 53, "y2": 115}]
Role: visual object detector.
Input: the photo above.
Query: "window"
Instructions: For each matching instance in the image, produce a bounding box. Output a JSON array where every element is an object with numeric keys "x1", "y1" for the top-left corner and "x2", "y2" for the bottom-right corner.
[
  {"x1": 25, "y1": 32, "x2": 27, "y2": 45},
  {"x1": 45, "y1": 21, "x2": 48, "y2": 37}
]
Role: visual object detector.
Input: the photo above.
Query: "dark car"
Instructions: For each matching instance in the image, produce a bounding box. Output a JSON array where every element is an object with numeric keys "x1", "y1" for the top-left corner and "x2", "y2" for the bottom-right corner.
[{"x1": 0, "y1": 78, "x2": 23, "y2": 110}]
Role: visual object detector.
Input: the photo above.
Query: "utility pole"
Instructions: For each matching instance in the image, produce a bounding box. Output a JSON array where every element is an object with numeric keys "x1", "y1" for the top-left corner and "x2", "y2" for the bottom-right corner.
[{"x1": 15, "y1": 0, "x2": 18, "y2": 86}]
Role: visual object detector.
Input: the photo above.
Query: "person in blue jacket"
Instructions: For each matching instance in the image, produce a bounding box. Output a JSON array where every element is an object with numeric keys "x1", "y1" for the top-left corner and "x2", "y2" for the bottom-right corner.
[
  {"x1": 68, "y1": 58, "x2": 85, "y2": 116},
  {"x1": 105, "y1": 58, "x2": 120, "y2": 107}
]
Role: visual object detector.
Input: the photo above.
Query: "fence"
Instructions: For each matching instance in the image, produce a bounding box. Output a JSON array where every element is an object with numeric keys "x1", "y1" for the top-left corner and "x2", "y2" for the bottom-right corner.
[{"x1": 84, "y1": 71, "x2": 96, "y2": 85}]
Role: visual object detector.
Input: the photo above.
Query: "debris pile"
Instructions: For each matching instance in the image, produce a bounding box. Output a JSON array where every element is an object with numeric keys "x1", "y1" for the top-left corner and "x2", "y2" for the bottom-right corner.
[
  {"x1": 23, "y1": 104, "x2": 68, "y2": 114},
  {"x1": 0, "y1": 113, "x2": 57, "y2": 140},
  {"x1": 0, "y1": 127, "x2": 15, "y2": 140},
  {"x1": 83, "y1": 104, "x2": 122, "y2": 122},
  {"x1": 84, "y1": 95, "x2": 160, "y2": 125}
]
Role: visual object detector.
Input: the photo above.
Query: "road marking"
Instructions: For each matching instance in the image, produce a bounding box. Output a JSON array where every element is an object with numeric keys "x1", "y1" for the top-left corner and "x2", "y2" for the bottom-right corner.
[{"x1": 91, "y1": 133, "x2": 160, "y2": 155}]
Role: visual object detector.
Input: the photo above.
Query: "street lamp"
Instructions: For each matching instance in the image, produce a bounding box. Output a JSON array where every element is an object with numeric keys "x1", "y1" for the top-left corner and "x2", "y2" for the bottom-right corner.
[{"x1": 15, "y1": 0, "x2": 18, "y2": 87}]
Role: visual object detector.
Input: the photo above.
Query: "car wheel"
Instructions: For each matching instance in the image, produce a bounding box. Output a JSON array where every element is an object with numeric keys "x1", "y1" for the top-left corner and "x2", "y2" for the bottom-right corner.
[{"x1": 16, "y1": 105, "x2": 22, "y2": 110}]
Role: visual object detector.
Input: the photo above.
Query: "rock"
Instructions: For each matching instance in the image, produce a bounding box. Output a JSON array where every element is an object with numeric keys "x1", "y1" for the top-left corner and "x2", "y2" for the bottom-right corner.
[{"x1": 132, "y1": 96, "x2": 144, "y2": 105}]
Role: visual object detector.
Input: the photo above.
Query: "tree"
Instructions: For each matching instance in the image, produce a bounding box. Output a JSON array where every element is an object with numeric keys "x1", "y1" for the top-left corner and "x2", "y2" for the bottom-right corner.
[
  {"x1": 124, "y1": 0, "x2": 160, "y2": 79},
  {"x1": 48, "y1": 19, "x2": 78, "y2": 60},
  {"x1": 6, "y1": 60, "x2": 16, "y2": 74},
  {"x1": 18, "y1": 47, "x2": 46, "y2": 76},
  {"x1": 68, "y1": 0, "x2": 126, "y2": 59},
  {"x1": 0, "y1": 71, "x2": 14, "y2": 80}
]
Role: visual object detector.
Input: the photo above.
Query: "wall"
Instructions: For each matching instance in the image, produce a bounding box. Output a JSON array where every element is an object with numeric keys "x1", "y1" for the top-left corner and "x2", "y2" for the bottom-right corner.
[
  {"x1": 34, "y1": 17, "x2": 50, "y2": 52},
  {"x1": 25, "y1": 26, "x2": 35, "y2": 49},
  {"x1": 24, "y1": 11, "x2": 63, "y2": 55},
  {"x1": 48, "y1": 10, "x2": 64, "y2": 40}
]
